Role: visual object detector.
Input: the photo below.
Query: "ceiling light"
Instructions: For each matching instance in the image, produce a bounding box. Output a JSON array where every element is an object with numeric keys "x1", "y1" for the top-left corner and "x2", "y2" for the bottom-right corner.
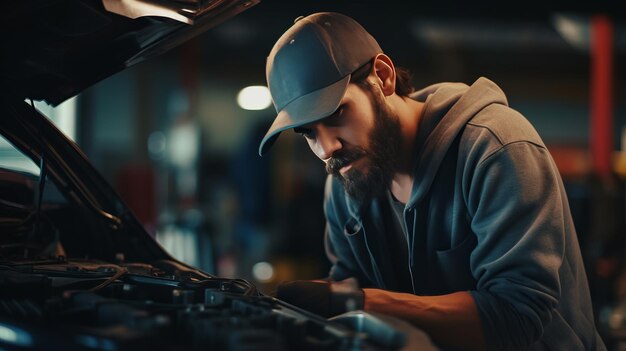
[{"x1": 237, "y1": 86, "x2": 272, "y2": 110}]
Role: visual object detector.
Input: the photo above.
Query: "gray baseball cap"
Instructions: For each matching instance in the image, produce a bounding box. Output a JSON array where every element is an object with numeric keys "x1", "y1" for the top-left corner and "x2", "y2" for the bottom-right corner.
[{"x1": 258, "y1": 12, "x2": 382, "y2": 156}]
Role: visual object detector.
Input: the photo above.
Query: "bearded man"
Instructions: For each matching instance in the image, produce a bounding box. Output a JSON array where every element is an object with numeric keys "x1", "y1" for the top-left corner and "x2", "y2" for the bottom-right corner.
[{"x1": 258, "y1": 12, "x2": 606, "y2": 351}]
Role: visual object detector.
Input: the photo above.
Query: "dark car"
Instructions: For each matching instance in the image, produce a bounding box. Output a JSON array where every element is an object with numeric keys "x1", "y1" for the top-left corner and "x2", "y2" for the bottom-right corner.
[{"x1": 0, "y1": 1, "x2": 433, "y2": 350}]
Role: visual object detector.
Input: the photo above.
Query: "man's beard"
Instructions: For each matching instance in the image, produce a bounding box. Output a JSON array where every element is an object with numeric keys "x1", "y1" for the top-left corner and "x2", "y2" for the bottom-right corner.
[{"x1": 326, "y1": 89, "x2": 402, "y2": 205}]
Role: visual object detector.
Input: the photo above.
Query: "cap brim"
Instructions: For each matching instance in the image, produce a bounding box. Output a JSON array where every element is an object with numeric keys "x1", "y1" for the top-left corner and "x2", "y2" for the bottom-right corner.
[{"x1": 258, "y1": 75, "x2": 351, "y2": 156}]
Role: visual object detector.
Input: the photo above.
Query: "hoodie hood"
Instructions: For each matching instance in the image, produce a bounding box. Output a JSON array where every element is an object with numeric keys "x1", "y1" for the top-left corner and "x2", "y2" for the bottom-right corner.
[{"x1": 406, "y1": 77, "x2": 509, "y2": 208}]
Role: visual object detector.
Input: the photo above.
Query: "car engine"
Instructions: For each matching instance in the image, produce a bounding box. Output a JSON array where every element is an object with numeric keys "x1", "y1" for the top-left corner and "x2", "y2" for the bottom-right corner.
[{"x1": 0, "y1": 257, "x2": 416, "y2": 350}]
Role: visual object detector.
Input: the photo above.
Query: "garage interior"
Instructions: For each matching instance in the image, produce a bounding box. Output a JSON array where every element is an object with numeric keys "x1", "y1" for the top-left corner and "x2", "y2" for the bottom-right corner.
[{"x1": 9, "y1": 1, "x2": 625, "y2": 349}]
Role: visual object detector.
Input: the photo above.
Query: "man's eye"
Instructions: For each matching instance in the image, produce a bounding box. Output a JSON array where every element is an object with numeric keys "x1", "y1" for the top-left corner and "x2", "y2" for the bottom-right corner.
[
  {"x1": 325, "y1": 107, "x2": 344, "y2": 126},
  {"x1": 294, "y1": 127, "x2": 314, "y2": 139}
]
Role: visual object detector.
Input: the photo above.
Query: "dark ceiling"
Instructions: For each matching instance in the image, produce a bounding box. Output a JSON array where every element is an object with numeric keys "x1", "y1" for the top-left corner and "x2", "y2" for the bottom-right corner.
[{"x1": 185, "y1": 1, "x2": 624, "y2": 103}]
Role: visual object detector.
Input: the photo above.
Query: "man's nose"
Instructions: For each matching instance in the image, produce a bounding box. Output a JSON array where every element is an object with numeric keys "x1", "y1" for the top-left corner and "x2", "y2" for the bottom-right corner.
[{"x1": 314, "y1": 126, "x2": 341, "y2": 161}]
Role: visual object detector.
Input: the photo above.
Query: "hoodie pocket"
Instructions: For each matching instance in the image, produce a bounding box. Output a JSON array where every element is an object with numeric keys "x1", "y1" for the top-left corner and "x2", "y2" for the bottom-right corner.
[{"x1": 435, "y1": 234, "x2": 477, "y2": 290}]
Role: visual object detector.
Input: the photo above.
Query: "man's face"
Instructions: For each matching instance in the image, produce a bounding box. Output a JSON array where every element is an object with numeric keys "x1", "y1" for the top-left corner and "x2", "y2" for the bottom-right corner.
[{"x1": 295, "y1": 82, "x2": 402, "y2": 204}]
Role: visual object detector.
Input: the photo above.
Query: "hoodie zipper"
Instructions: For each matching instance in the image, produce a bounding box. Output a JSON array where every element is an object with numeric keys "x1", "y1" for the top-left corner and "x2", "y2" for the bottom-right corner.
[
  {"x1": 363, "y1": 230, "x2": 385, "y2": 289},
  {"x1": 404, "y1": 206, "x2": 417, "y2": 295}
]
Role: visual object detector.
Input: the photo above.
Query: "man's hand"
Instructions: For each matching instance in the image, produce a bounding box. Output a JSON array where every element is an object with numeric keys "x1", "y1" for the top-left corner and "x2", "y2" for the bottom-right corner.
[{"x1": 275, "y1": 278, "x2": 364, "y2": 317}]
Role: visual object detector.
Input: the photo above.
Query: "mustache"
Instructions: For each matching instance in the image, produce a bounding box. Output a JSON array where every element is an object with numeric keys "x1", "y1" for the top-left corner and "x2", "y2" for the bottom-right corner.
[{"x1": 325, "y1": 148, "x2": 367, "y2": 175}]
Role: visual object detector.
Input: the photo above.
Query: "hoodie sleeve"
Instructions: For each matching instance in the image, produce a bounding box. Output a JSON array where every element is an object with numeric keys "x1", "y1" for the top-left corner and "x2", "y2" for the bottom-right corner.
[{"x1": 466, "y1": 139, "x2": 566, "y2": 351}]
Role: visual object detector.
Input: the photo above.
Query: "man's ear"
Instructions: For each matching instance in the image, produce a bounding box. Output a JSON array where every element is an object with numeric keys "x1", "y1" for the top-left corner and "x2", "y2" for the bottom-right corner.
[{"x1": 372, "y1": 53, "x2": 396, "y2": 96}]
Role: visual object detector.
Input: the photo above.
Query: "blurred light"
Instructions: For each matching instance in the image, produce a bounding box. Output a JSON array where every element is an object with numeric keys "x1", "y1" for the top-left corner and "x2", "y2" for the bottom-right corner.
[
  {"x1": 252, "y1": 261, "x2": 274, "y2": 282},
  {"x1": 167, "y1": 123, "x2": 199, "y2": 169},
  {"x1": 148, "y1": 131, "x2": 166, "y2": 160},
  {"x1": 410, "y1": 19, "x2": 565, "y2": 50},
  {"x1": 237, "y1": 86, "x2": 272, "y2": 111},
  {"x1": 552, "y1": 14, "x2": 590, "y2": 52},
  {"x1": 156, "y1": 225, "x2": 199, "y2": 268},
  {"x1": 0, "y1": 323, "x2": 32, "y2": 346}
]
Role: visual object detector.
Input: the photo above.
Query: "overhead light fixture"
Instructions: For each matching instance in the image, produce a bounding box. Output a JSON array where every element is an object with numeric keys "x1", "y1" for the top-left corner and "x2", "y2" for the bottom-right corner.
[{"x1": 237, "y1": 86, "x2": 272, "y2": 111}]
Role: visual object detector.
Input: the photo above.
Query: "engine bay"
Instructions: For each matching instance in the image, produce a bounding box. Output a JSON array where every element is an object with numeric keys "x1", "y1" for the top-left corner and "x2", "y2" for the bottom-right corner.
[{"x1": 0, "y1": 258, "x2": 410, "y2": 350}]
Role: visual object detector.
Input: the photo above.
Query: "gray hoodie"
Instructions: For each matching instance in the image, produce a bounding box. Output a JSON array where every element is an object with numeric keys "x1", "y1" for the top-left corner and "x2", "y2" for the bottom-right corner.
[{"x1": 323, "y1": 77, "x2": 606, "y2": 350}]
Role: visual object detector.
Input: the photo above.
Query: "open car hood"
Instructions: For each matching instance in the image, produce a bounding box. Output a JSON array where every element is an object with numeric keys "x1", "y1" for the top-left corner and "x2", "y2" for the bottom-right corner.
[
  {"x1": 0, "y1": 0, "x2": 259, "y2": 106},
  {"x1": 0, "y1": 2, "x2": 436, "y2": 349},
  {"x1": 0, "y1": 0, "x2": 261, "y2": 268}
]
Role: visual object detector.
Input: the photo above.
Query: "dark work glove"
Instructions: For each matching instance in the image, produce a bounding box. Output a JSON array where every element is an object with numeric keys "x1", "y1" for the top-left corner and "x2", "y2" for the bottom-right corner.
[{"x1": 275, "y1": 279, "x2": 364, "y2": 318}]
